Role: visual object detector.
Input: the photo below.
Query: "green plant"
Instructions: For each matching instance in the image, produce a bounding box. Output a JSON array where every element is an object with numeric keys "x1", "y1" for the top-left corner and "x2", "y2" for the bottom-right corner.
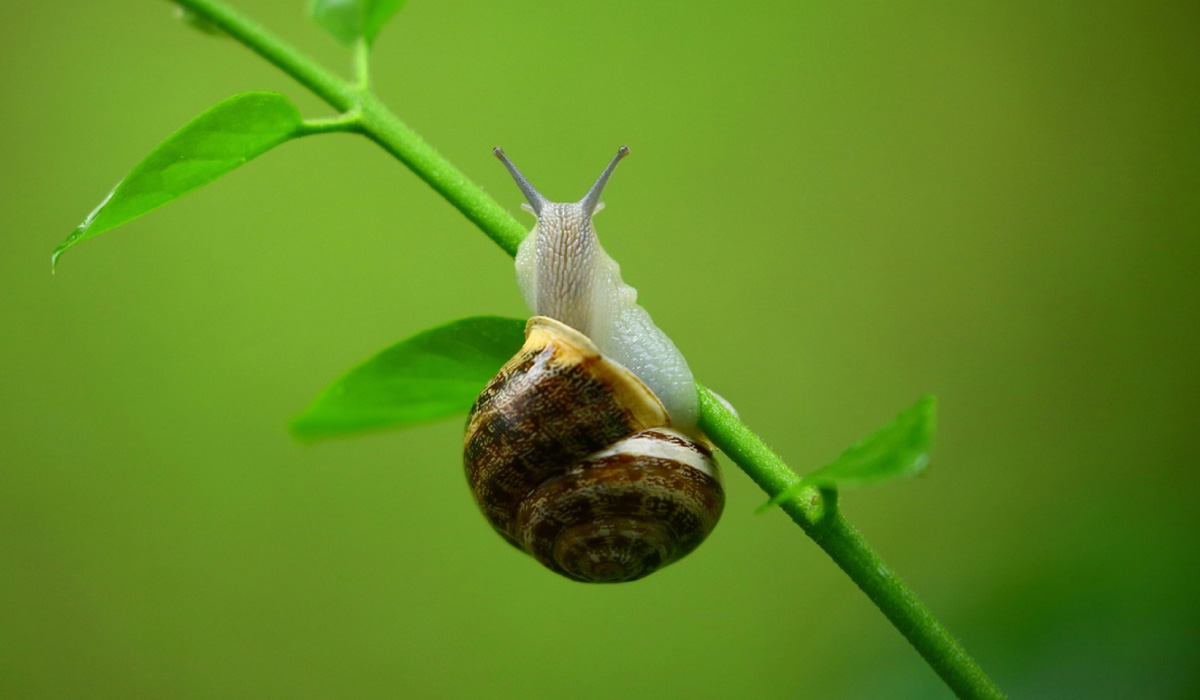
[{"x1": 53, "y1": 2, "x2": 1005, "y2": 698}]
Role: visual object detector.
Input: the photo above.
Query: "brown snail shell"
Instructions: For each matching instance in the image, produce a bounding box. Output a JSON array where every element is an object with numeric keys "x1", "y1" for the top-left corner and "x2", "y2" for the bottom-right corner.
[{"x1": 464, "y1": 316, "x2": 724, "y2": 583}]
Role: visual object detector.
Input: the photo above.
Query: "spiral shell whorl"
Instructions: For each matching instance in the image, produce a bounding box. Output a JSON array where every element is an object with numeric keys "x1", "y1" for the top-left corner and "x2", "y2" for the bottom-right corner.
[
  {"x1": 518, "y1": 428, "x2": 723, "y2": 582},
  {"x1": 464, "y1": 317, "x2": 723, "y2": 583}
]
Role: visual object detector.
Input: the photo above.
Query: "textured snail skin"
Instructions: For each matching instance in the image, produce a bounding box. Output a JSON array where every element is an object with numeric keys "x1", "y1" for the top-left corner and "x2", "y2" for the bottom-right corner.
[{"x1": 464, "y1": 316, "x2": 724, "y2": 583}]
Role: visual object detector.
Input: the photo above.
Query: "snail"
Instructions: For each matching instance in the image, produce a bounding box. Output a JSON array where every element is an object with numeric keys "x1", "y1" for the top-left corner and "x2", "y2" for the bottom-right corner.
[{"x1": 463, "y1": 146, "x2": 724, "y2": 583}]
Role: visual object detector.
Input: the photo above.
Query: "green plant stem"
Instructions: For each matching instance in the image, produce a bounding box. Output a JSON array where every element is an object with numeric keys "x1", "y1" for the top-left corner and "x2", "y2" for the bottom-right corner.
[
  {"x1": 166, "y1": 2, "x2": 1005, "y2": 697},
  {"x1": 175, "y1": 0, "x2": 355, "y2": 110},
  {"x1": 172, "y1": 0, "x2": 526, "y2": 256},
  {"x1": 697, "y1": 389, "x2": 1005, "y2": 700},
  {"x1": 356, "y1": 94, "x2": 525, "y2": 256}
]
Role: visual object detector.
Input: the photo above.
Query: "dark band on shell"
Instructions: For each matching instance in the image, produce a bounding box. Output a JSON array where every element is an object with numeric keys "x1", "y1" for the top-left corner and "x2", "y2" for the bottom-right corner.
[{"x1": 464, "y1": 317, "x2": 724, "y2": 583}]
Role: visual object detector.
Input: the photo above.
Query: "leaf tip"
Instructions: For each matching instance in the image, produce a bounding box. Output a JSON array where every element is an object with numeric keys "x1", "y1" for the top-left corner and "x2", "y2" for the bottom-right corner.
[
  {"x1": 50, "y1": 242, "x2": 70, "y2": 273},
  {"x1": 288, "y1": 413, "x2": 323, "y2": 443},
  {"x1": 917, "y1": 394, "x2": 938, "y2": 441},
  {"x1": 53, "y1": 221, "x2": 93, "y2": 272}
]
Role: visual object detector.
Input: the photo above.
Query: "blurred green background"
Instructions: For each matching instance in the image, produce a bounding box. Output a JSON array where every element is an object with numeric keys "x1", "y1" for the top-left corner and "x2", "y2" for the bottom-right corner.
[{"x1": 2, "y1": 1, "x2": 1198, "y2": 698}]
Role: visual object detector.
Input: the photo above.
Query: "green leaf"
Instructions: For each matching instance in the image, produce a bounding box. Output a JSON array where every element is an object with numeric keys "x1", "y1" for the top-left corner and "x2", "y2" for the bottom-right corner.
[
  {"x1": 310, "y1": 0, "x2": 409, "y2": 46},
  {"x1": 292, "y1": 316, "x2": 527, "y2": 440},
  {"x1": 53, "y1": 92, "x2": 303, "y2": 270},
  {"x1": 760, "y1": 396, "x2": 937, "y2": 511}
]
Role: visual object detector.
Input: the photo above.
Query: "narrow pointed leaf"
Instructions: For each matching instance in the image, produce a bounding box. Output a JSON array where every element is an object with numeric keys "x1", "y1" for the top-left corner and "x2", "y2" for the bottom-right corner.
[
  {"x1": 310, "y1": 0, "x2": 409, "y2": 46},
  {"x1": 53, "y1": 92, "x2": 304, "y2": 269},
  {"x1": 292, "y1": 316, "x2": 527, "y2": 440},
  {"x1": 760, "y1": 396, "x2": 937, "y2": 511}
]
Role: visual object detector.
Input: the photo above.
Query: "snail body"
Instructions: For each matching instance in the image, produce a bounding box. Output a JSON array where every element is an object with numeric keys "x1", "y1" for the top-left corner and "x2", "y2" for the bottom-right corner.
[{"x1": 464, "y1": 147, "x2": 723, "y2": 583}]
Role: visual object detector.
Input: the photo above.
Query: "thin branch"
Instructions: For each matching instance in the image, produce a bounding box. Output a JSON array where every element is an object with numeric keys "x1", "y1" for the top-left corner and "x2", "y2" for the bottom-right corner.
[
  {"x1": 173, "y1": 0, "x2": 526, "y2": 256},
  {"x1": 173, "y1": 0, "x2": 355, "y2": 111},
  {"x1": 356, "y1": 94, "x2": 526, "y2": 256},
  {"x1": 697, "y1": 389, "x2": 1006, "y2": 700}
]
